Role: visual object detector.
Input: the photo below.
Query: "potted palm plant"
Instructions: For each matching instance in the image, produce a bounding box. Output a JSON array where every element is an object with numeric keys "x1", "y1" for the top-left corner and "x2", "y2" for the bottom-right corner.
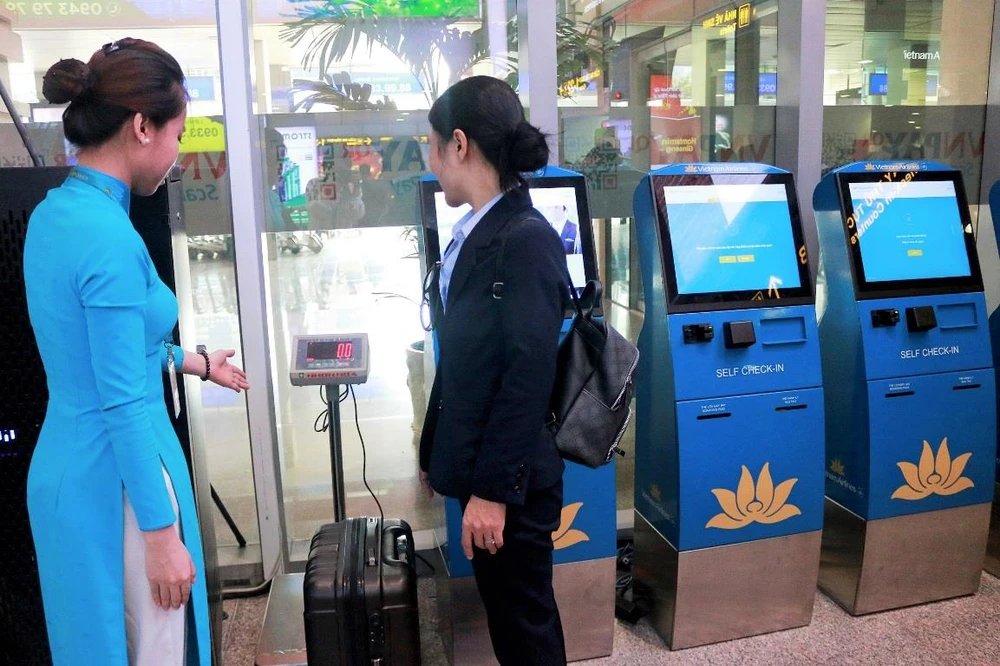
[{"x1": 280, "y1": 0, "x2": 614, "y2": 106}]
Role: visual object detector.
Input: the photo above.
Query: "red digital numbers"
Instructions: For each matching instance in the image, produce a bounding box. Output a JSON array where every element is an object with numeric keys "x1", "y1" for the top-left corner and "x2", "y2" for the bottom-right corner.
[{"x1": 336, "y1": 342, "x2": 354, "y2": 360}]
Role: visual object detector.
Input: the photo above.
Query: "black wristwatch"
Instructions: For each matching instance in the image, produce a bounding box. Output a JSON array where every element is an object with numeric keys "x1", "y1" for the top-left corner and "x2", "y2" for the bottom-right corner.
[{"x1": 196, "y1": 345, "x2": 211, "y2": 382}]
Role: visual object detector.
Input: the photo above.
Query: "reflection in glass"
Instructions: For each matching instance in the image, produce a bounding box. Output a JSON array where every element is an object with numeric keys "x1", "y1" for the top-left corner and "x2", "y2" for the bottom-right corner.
[
  {"x1": 822, "y1": 0, "x2": 993, "y2": 212},
  {"x1": 251, "y1": 0, "x2": 519, "y2": 557}
]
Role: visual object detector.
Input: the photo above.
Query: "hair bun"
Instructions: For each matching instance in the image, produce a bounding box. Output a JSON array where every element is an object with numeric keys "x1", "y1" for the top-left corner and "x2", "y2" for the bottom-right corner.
[
  {"x1": 42, "y1": 59, "x2": 94, "y2": 105},
  {"x1": 509, "y1": 120, "x2": 549, "y2": 174}
]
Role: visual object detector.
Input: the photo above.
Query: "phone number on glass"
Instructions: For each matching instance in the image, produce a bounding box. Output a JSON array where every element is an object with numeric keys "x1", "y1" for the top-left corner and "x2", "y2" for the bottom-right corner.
[{"x1": 4, "y1": 1, "x2": 118, "y2": 16}]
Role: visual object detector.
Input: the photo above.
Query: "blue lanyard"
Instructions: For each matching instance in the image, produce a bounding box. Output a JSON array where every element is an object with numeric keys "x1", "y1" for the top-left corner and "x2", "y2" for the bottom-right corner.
[{"x1": 67, "y1": 166, "x2": 131, "y2": 214}]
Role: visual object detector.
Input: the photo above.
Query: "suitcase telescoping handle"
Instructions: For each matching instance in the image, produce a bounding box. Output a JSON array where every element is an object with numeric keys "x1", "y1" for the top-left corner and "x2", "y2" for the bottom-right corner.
[{"x1": 382, "y1": 523, "x2": 412, "y2": 567}]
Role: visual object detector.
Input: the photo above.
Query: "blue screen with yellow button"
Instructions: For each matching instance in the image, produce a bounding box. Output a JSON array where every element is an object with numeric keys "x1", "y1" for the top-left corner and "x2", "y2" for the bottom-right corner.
[
  {"x1": 849, "y1": 180, "x2": 972, "y2": 283},
  {"x1": 664, "y1": 183, "x2": 801, "y2": 295}
]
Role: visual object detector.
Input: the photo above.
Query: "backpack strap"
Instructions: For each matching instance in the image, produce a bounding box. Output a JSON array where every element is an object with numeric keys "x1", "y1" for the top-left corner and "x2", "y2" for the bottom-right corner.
[
  {"x1": 492, "y1": 233, "x2": 507, "y2": 300},
  {"x1": 493, "y1": 213, "x2": 588, "y2": 320}
]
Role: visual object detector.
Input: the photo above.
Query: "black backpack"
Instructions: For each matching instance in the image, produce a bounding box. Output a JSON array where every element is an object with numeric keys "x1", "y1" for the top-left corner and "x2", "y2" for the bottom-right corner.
[{"x1": 494, "y1": 229, "x2": 639, "y2": 468}]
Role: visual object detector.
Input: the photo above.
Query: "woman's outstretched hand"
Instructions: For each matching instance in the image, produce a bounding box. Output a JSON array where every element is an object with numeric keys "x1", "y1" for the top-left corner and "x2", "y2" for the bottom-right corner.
[{"x1": 209, "y1": 349, "x2": 250, "y2": 392}]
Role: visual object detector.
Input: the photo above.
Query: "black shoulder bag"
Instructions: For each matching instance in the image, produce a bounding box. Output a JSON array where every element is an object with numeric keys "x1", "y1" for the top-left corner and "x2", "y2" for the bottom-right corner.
[{"x1": 494, "y1": 228, "x2": 639, "y2": 468}]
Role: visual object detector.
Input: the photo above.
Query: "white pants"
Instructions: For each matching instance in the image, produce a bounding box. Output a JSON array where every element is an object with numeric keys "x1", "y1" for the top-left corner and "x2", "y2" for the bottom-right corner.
[{"x1": 123, "y1": 466, "x2": 186, "y2": 666}]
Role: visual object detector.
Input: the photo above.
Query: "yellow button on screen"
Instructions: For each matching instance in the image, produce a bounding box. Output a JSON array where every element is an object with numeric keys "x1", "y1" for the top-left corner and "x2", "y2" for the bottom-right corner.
[
  {"x1": 907, "y1": 249, "x2": 924, "y2": 257},
  {"x1": 719, "y1": 256, "x2": 738, "y2": 264},
  {"x1": 737, "y1": 255, "x2": 756, "y2": 263}
]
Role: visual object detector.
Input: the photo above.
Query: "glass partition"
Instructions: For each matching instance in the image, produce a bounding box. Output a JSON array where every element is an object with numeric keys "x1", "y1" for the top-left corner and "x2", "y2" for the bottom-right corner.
[
  {"x1": 823, "y1": 0, "x2": 994, "y2": 227},
  {"x1": 247, "y1": 0, "x2": 520, "y2": 559}
]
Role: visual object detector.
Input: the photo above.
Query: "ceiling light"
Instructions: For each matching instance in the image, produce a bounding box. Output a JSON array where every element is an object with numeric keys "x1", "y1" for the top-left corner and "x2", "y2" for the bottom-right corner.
[{"x1": 858, "y1": 59, "x2": 873, "y2": 65}]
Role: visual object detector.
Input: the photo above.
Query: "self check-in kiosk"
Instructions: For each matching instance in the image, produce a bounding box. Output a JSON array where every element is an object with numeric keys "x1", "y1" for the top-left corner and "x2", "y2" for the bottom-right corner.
[
  {"x1": 814, "y1": 161, "x2": 996, "y2": 614},
  {"x1": 419, "y1": 166, "x2": 617, "y2": 665},
  {"x1": 631, "y1": 163, "x2": 825, "y2": 649},
  {"x1": 980, "y1": 180, "x2": 1000, "y2": 578}
]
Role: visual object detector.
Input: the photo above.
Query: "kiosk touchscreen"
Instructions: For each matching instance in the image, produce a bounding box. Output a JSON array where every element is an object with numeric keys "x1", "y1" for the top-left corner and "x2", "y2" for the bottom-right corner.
[
  {"x1": 632, "y1": 164, "x2": 825, "y2": 649},
  {"x1": 814, "y1": 162, "x2": 995, "y2": 615},
  {"x1": 418, "y1": 166, "x2": 617, "y2": 665},
  {"x1": 420, "y1": 169, "x2": 599, "y2": 310}
]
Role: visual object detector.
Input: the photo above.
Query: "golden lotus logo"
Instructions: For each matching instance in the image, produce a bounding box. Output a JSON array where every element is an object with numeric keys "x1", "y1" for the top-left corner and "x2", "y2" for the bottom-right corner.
[
  {"x1": 684, "y1": 164, "x2": 699, "y2": 173},
  {"x1": 864, "y1": 162, "x2": 876, "y2": 171},
  {"x1": 706, "y1": 463, "x2": 801, "y2": 529},
  {"x1": 892, "y1": 438, "x2": 974, "y2": 500},
  {"x1": 552, "y1": 502, "x2": 590, "y2": 550},
  {"x1": 830, "y1": 458, "x2": 846, "y2": 476},
  {"x1": 650, "y1": 484, "x2": 662, "y2": 501}
]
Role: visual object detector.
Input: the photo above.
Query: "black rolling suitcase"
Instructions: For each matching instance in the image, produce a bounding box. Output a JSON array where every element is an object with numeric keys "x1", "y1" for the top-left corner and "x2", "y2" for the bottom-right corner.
[{"x1": 304, "y1": 517, "x2": 421, "y2": 665}]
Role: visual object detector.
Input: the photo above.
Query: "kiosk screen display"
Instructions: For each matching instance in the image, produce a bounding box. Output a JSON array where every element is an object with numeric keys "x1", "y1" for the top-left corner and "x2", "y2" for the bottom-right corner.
[
  {"x1": 664, "y1": 184, "x2": 802, "y2": 294},
  {"x1": 433, "y1": 187, "x2": 586, "y2": 287},
  {"x1": 421, "y1": 176, "x2": 599, "y2": 313},
  {"x1": 651, "y1": 173, "x2": 813, "y2": 312},
  {"x1": 848, "y1": 180, "x2": 971, "y2": 282},
  {"x1": 836, "y1": 170, "x2": 983, "y2": 296}
]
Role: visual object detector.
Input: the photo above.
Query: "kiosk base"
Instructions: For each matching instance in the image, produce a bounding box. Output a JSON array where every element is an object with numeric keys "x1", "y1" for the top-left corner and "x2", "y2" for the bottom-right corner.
[
  {"x1": 982, "y1": 484, "x2": 1000, "y2": 578},
  {"x1": 445, "y1": 557, "x2": 616, "y2": 665},
  {"x1": 819, "y1": 498, "x2": 989, "y2": 615},
  {"x1": 633, "y1": 513, "x2": 820, "y2": 650}
]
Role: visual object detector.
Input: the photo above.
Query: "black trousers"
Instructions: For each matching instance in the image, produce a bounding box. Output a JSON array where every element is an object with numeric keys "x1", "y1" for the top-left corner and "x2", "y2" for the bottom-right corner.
[{"x1": 467, "y1": 480, "x2": 567, "y2": 666}]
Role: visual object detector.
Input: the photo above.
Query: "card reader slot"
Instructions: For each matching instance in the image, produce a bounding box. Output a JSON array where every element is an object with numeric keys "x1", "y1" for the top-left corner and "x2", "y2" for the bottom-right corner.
[
  {"x1": 696, "y1": 412, "x2": 732, "y2": 420},
  {"x1": 775, "y1": 404, "x2": 808, "y2": 412},
  {"x1": 884, "y1": 391, "x2": 915, "y2": 398},
  {"x1": 953, "y1": 384, "x2": 982, "y2": 391}
]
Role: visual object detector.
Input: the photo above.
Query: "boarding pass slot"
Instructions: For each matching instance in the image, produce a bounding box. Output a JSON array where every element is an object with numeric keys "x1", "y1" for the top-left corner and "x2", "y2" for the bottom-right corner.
[
  {"x1": 759, "y1": 316, "x2": 808, "y2": 347},
  {"x1": 936, "y1": 303, "x2": 979, "y2": 331}
]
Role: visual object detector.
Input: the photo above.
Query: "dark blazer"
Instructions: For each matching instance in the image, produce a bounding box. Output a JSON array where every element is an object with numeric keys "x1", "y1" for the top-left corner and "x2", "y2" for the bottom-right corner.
[{"x1": 420, "y1": 186, "x2": 569, "y2": 506}]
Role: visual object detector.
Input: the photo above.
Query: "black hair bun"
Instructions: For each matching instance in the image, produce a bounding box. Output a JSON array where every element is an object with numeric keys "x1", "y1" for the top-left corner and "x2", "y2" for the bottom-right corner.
[
  {"x1": 509, "y1": 120, "x2": 549, "y2": 174},
  {"x1": 42, "y1": 59, "x2": 94, "y2": 105}
]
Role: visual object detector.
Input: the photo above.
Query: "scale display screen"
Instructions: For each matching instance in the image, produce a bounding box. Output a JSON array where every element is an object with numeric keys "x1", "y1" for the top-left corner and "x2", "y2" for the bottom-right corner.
[
  {"x1": 306, "y1": 340, "x2": 358, "y2": 364},
  {"x1": 291, "y1": 333, "x2": 370, "y2": 386},
  {"x1": 836, "y1": 170, "x2": 983, "y2": 297},
  {"x1": 651, "y1": 173, "x2": 813, "y2": 312},
  {"x1": 420, "y1": 176, "x2": 599, "y2": 314}
]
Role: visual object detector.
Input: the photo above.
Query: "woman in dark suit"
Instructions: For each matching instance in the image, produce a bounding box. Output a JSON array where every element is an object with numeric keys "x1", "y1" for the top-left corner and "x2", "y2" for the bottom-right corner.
[{"x1": 419, "y1": 76, "x2": 570, "y2": 666}]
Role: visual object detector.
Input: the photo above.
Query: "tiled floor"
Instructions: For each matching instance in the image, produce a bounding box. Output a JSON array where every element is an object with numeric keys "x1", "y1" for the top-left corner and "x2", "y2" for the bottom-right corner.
[{"x1": 222, "y1": 570, "x2": 1000, "y2": 666}]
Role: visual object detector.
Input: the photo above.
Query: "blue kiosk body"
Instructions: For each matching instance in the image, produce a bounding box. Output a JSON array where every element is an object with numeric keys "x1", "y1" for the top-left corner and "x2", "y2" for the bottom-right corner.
[
  {"x1": 419, "y1": 167, "x2": 618, "y2": 665},
  {"x1": 982, "y1": 180, "x2": 1000, "y2": 578},
  {"x1": 632, "y1": 164, "x2": 825, "y2": 649},
  {"x1": 814, "y1": 161, "x2": 996, "y2": 614}
]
